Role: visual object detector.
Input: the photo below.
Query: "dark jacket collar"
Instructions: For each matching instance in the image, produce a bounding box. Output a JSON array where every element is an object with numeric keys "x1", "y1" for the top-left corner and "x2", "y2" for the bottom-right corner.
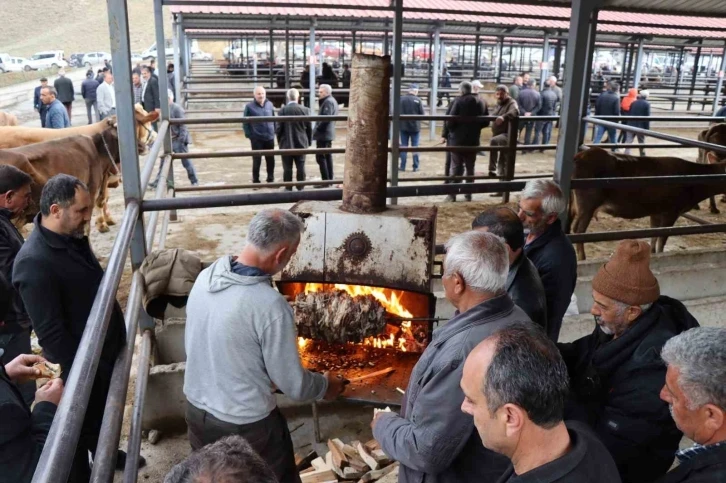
[
  {"x1": 33, "y1": 213, "x2": 79, "y2": 250},
  {"x1": 591, "y1": 296, "x2": 700, "y2": 374},
  {"x1": 433, "y1": 292, "x2": 515, "y2": 347},
  {"x1": 0, "y1": 208, "x2": 12, "y2": 220},
  {"x1": 503, "y1": 422, "x2": 589, "y2": 482},
  {"x1": 506, "y1": 252, "x2": 525, "y2": 291},
  {"x1": 525, "y1": 218, "x2": 565, "y2": 252}
]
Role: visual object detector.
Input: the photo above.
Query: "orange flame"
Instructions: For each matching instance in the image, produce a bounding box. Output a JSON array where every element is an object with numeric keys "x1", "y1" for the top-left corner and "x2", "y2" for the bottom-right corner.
[{"x1": 303, "y1": 283, "x2": 414, "y2": 318}]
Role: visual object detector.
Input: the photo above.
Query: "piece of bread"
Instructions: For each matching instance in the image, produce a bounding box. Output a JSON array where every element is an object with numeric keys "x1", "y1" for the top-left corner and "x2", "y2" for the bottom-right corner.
[{"x1": 33, "y1": 361, "x2": 61, "y2": 380}]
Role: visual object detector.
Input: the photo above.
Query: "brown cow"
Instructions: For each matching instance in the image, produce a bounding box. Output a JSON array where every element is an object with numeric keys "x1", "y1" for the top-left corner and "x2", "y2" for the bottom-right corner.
[
  {"x1": 0, "y1": 129, "x2": 137, "y2": 234},
  {"x1": 0, "y1": 111, "x2": 19, "y2": 126},
  {"x1": 568, "y1": 147, "x2": 726, "y2": 260},
  {"x1": 0, "y1": 105, "x2": 158, "y2": 150},
  {"x1": 695, "y1": 123, "x2": 726, "y2": 213}
]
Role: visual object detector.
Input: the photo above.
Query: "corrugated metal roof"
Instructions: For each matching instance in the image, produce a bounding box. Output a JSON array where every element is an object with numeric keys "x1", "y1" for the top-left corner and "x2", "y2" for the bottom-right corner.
[{"x1": 172, "y1": 0, "x2": 726, "y2": 39}]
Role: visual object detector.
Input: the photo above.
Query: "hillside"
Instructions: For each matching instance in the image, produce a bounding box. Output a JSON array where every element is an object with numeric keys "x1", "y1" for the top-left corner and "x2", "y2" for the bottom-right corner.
[{"x1": 0, "y1": 0, "x2": 173, "y2": 58}]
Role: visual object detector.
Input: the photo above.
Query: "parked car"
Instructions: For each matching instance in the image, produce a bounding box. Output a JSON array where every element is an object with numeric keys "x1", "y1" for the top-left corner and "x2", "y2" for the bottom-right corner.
[
  {"x1": 192, "y1": 51, "x2": 213, "y2": 61},
  {"x1": 68, "y1": 53, "x2": 86, "y2": 68},
  {"x1": 0, "y1": 53, "x2": 10, "y2": 73},
  {"x1": 6, "y1": 57, "x2": 32, "y2": 72},
  {"x1": 26, "y1": 51, "x2": 67, "y2": 70},
  {"x1": 83, "y1": 51, "x2": 111, "y2": 67},
  {"x1": 131, "y1": 53, "x2": 143, "y2": 65}
]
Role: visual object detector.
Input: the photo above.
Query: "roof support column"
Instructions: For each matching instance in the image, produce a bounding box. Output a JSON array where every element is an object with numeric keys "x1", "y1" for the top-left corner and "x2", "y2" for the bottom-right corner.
[
  {"x1": 713, "y1": 41, "x2": 726, "y2": 114},
  {"x1": 554, "y1": 0, "x2": 600, "y2": 211},
  {"x1": 154, "y1": 0, "x2": 171, "y2": 153},
  {"x1": 427, "y1": 34, "x2": 433, "y2": 87},
  {"x1": 384, "y1": 30, "x2": 390, "y2": 56},
  {"x1": 473, "y1": 24, "x2": 481, "y2": 79},
  {"x1": 390, "y1": 0, "x2": 403, "y2": 205},
  {"x1": 540, "y1": 32, "x2": 551, "y2": 91},
  {"x1": 172, "y1": 18, "x2": 182, "y2": 104},
  {"x1": 429, "y1": 27, "x2": 441, "y2": 141},
  {"x1": 309, "y1": 24, "x2": 316, "y2": 114},
  {"x1": 253, "y1": 37, "x2": 258, "y2": 87},
  {"x1": 632, "y1": 37, "x2": 645, "y2": 89},
  {"x1": 673, "y1": 46, "x2": 684, "y2": 110},
  {"x1": 285, "y1": 22, "x2": 290, "y2": 88},
  {"x1": 496, "y1": 36, "x2": 504, "y2": 84},
  {"x1": 553, "y1": 32, "x2": 562, "y2": 77},
  {"x1": 352, "y1": 31, "x2": 357, "y2": 54},
  {"x1": 688, "y1": 39, "x2": 703, "y2": 110},
  {"x1": 269, "y1": 29, "x2": 274, "y2": 88}
]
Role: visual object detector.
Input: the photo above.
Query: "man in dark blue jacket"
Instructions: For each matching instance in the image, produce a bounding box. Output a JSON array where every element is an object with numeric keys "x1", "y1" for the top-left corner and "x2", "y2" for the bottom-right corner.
[
  {"x1": 0, "y1": 166, "x2": 34, "y2": 405},
  {"x1": 534, "y1": 79, "x2": 559, "y2": 151},
  {"x1": 594, "y1": 82, "x2": 621, "y2": 150},
  {"x1": 243, "y1": 86, "x2": 276, "y2": 184},
  {"x1": 40, "y1": 87, "x2": 70, "y2": 129},
  {"x1": 33, "y1": 78, "x2": 49, "y2": 127},
  {"x1": 625, "y1": 90, "x2": 651, "y2": 156},
  {"x1": 399, "y1": 84, "x2": 425, "y2": 171},
  {"x1": 81, "y1": 70, "x2": 100, "y2": 125},
  {"x1": 519, "y1": 179, "x2": 577, "y2": 342},
  {"x1": 517, "y1": 79, "x2": 542, "y2": 148}
]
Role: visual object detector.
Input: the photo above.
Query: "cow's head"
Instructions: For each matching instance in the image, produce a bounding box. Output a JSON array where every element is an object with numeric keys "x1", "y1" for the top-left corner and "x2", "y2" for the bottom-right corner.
[
  {"x1": 705, "y1": 123, "x2": 726, "y2": 164},
  {"x1": 134, "y1": 104, "x2": 159, "y2": 152}
]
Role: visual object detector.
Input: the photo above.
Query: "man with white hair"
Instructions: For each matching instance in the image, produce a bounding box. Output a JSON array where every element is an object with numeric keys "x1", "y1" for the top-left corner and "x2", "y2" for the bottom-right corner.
[
  {"x1": 659, "y1": 327, "x2": 726, "y2": 483},
  {"x1": 399, "y1": 84, "x2": 425, "y2": 172},
  {"x1": 518, "y1": 179, "x2": 577, "y2": 341},
  {"x1": 243, "y1": 86, "x2": 276, "y2": 184},
  {"x1": 276, "y1": 88, "x2": 312, "y2": 191},
  {"x1": 372, "y1": 231, "x2": 532, "y2": 483},
  {"x1": 313, "y1": 84, "x2": 339, "y2": 182},
  {"x1": 184, "y1": 208, "x2": 346, "y2": 483}
]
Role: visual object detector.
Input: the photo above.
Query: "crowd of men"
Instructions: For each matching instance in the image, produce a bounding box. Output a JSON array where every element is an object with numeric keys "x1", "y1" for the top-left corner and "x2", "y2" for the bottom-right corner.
[{"x1": 3, "y1": 62, "x2": 726, "y2": 483}]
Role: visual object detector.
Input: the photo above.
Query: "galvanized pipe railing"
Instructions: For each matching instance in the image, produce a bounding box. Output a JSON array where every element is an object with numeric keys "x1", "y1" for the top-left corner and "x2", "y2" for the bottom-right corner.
[
  {"x1": 124, "y1": 330, "x2": 153, "y2": 483},
  {"x1": 90, "y1": 153, "x2": 173, "y2": 483},
  {"x1": 32, "y1": 201, "x2": 140, "y2": 483},
  {"x1": 584, "y1": 116, "x2": 726, "y2": 154},
  {"x1": 140, "y1": 120, "x2": 170, "y2": 193}
]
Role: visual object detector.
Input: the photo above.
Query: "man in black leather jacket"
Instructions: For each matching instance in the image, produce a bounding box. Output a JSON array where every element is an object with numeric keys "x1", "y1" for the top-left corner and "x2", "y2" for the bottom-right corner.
[{"x1": 473, "y1": 206, "x2": 547, "y2": 331}]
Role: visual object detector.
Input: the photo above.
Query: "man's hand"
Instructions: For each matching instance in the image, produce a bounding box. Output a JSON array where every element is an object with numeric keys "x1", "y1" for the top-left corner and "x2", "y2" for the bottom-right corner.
[
  {"x1": 524, "y1": 112, "x2": 531, "y2": 117},
  {"x1": 441, "y1": 137, "x2": 447, "y2": 145},
  {"x1": 5, "y1": 354, "x2": 45, "y2": 383},
  {"x1": 323, "y1": 371, "x2": 347, "y2": 401},
  {"x1": 371, "y1": 411, "x2": 387, "y2": 430},
  {"x1": 35, "y1": 378, "x2": 64, "y2": 406},
  {"x1": 495, "y1": 116, "x2": 505, "y2": 126}
]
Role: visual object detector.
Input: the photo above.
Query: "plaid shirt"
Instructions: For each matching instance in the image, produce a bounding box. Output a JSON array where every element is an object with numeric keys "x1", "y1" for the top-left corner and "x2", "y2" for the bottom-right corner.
[
  {"x1": 133, "y1": 83, "x2": 143, "y2": 105},
  {"x1": 676, "y1": 441, "x2": 726, "y2": 463}
]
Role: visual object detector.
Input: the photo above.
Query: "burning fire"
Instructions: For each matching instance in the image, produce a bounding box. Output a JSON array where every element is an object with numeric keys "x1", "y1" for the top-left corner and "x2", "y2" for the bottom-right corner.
[
  {"x1": 303, "y1": 283, "x2": 414, "y2": 318},
  {"x1": 298, "y1": 283, "x2": 418, "y2": 352}
]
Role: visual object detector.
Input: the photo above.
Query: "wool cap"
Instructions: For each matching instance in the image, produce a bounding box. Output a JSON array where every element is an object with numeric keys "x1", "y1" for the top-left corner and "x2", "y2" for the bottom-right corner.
[{"x1": 591, "y1": 240, "x2": 660, "y2": 306}]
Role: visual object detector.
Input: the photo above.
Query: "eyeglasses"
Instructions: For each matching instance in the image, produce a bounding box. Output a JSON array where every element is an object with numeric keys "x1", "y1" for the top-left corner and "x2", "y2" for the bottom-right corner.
[{"x1": 517, "y1": 204, "x2": 538, "y2": 218}]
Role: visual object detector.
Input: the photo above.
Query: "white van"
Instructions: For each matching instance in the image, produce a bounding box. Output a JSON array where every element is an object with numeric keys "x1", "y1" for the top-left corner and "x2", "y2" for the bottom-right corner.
[
  {"x1": 0, "y1": 53, "x2": 11, "y2": 73},
  {"x1": 26, "y1": 51, "x2": 68, "y2": 70}
]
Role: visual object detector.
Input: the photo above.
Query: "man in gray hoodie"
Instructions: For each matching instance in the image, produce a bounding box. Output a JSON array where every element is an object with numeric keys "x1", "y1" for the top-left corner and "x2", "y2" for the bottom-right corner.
[{"x1": 184, "y1": 208, "x2": 346, "y2": 483}]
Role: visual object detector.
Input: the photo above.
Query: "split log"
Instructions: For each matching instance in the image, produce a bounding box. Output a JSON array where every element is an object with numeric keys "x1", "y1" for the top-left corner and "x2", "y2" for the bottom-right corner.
[
  {"x1": 333, "y1": 439, "x2": 368, "y2": 472},
  {"x1": 293, "y1": 291, "x2": 387, "y2": 344},
  {"x1": 327, "y1": 439, "x2": 349, "y2": 470},
  {"x1": 300, "y1": 468, "x2": 337, "y2": 483},
  {"x1": 364, "y1": 439, "x2": 381, "y2": 452},
  {"x1": 296, "y1": 450, "x2": 319, "y2": 471},
  {"x1": 356, "y1": 442, "x2": 379, "y2": 470},
  {"x1": 326, "y1": 451, "x2": 345, "y2": 479},
  {"x1": 310, "y1": 457, "x2": 329, "y2": 471},
  {"x1": 357, "y1": 462, "x2": 400, "y2": 483},
  {"x1": 371, "y1": 449, "x2": 391, "y2": 466}
]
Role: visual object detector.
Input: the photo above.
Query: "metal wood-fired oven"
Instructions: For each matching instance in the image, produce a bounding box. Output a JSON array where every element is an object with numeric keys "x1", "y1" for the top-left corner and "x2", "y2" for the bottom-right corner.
[{"x1": 276, "y1": 54, "x2": 438, "y2": 405}]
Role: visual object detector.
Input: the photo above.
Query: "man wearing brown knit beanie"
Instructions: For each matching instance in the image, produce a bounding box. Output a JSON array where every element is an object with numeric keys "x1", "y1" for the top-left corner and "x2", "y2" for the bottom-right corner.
[{"x1": 558, "y1": 240, "x2": 700, "y2": 483}]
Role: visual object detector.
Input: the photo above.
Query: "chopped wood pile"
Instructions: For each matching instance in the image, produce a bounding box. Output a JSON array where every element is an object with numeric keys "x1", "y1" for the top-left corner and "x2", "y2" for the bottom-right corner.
[
  {"x1": 298, "y1": 438, "x2": 397, "y2": 483},
  {"x1": 293, "y1": 290, "x2": 387, "y2": 344}
]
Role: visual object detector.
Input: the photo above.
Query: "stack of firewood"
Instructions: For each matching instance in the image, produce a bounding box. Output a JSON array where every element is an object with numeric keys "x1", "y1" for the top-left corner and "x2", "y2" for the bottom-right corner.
[
  {"x1": 293, "y1": 290, "x2": 387, "y2": 344},
  {"x1": 297, "y1": 438, "x2": 398, "y2": 482}
]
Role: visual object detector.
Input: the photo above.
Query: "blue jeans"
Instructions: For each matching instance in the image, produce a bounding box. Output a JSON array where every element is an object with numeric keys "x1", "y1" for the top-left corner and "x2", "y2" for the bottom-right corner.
[
  {"x1": 154, "y1": 140, "x2": 199, "y2": 185},
  {"x1": 534, "y1": 121, "x2": 553, "y2": 146},
  {"x1": 593, "y1": 125, "x2": 618, "y2": 151},
  {"x1": 400, "y1": 130, "x2": 420, "y2": 170}
]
